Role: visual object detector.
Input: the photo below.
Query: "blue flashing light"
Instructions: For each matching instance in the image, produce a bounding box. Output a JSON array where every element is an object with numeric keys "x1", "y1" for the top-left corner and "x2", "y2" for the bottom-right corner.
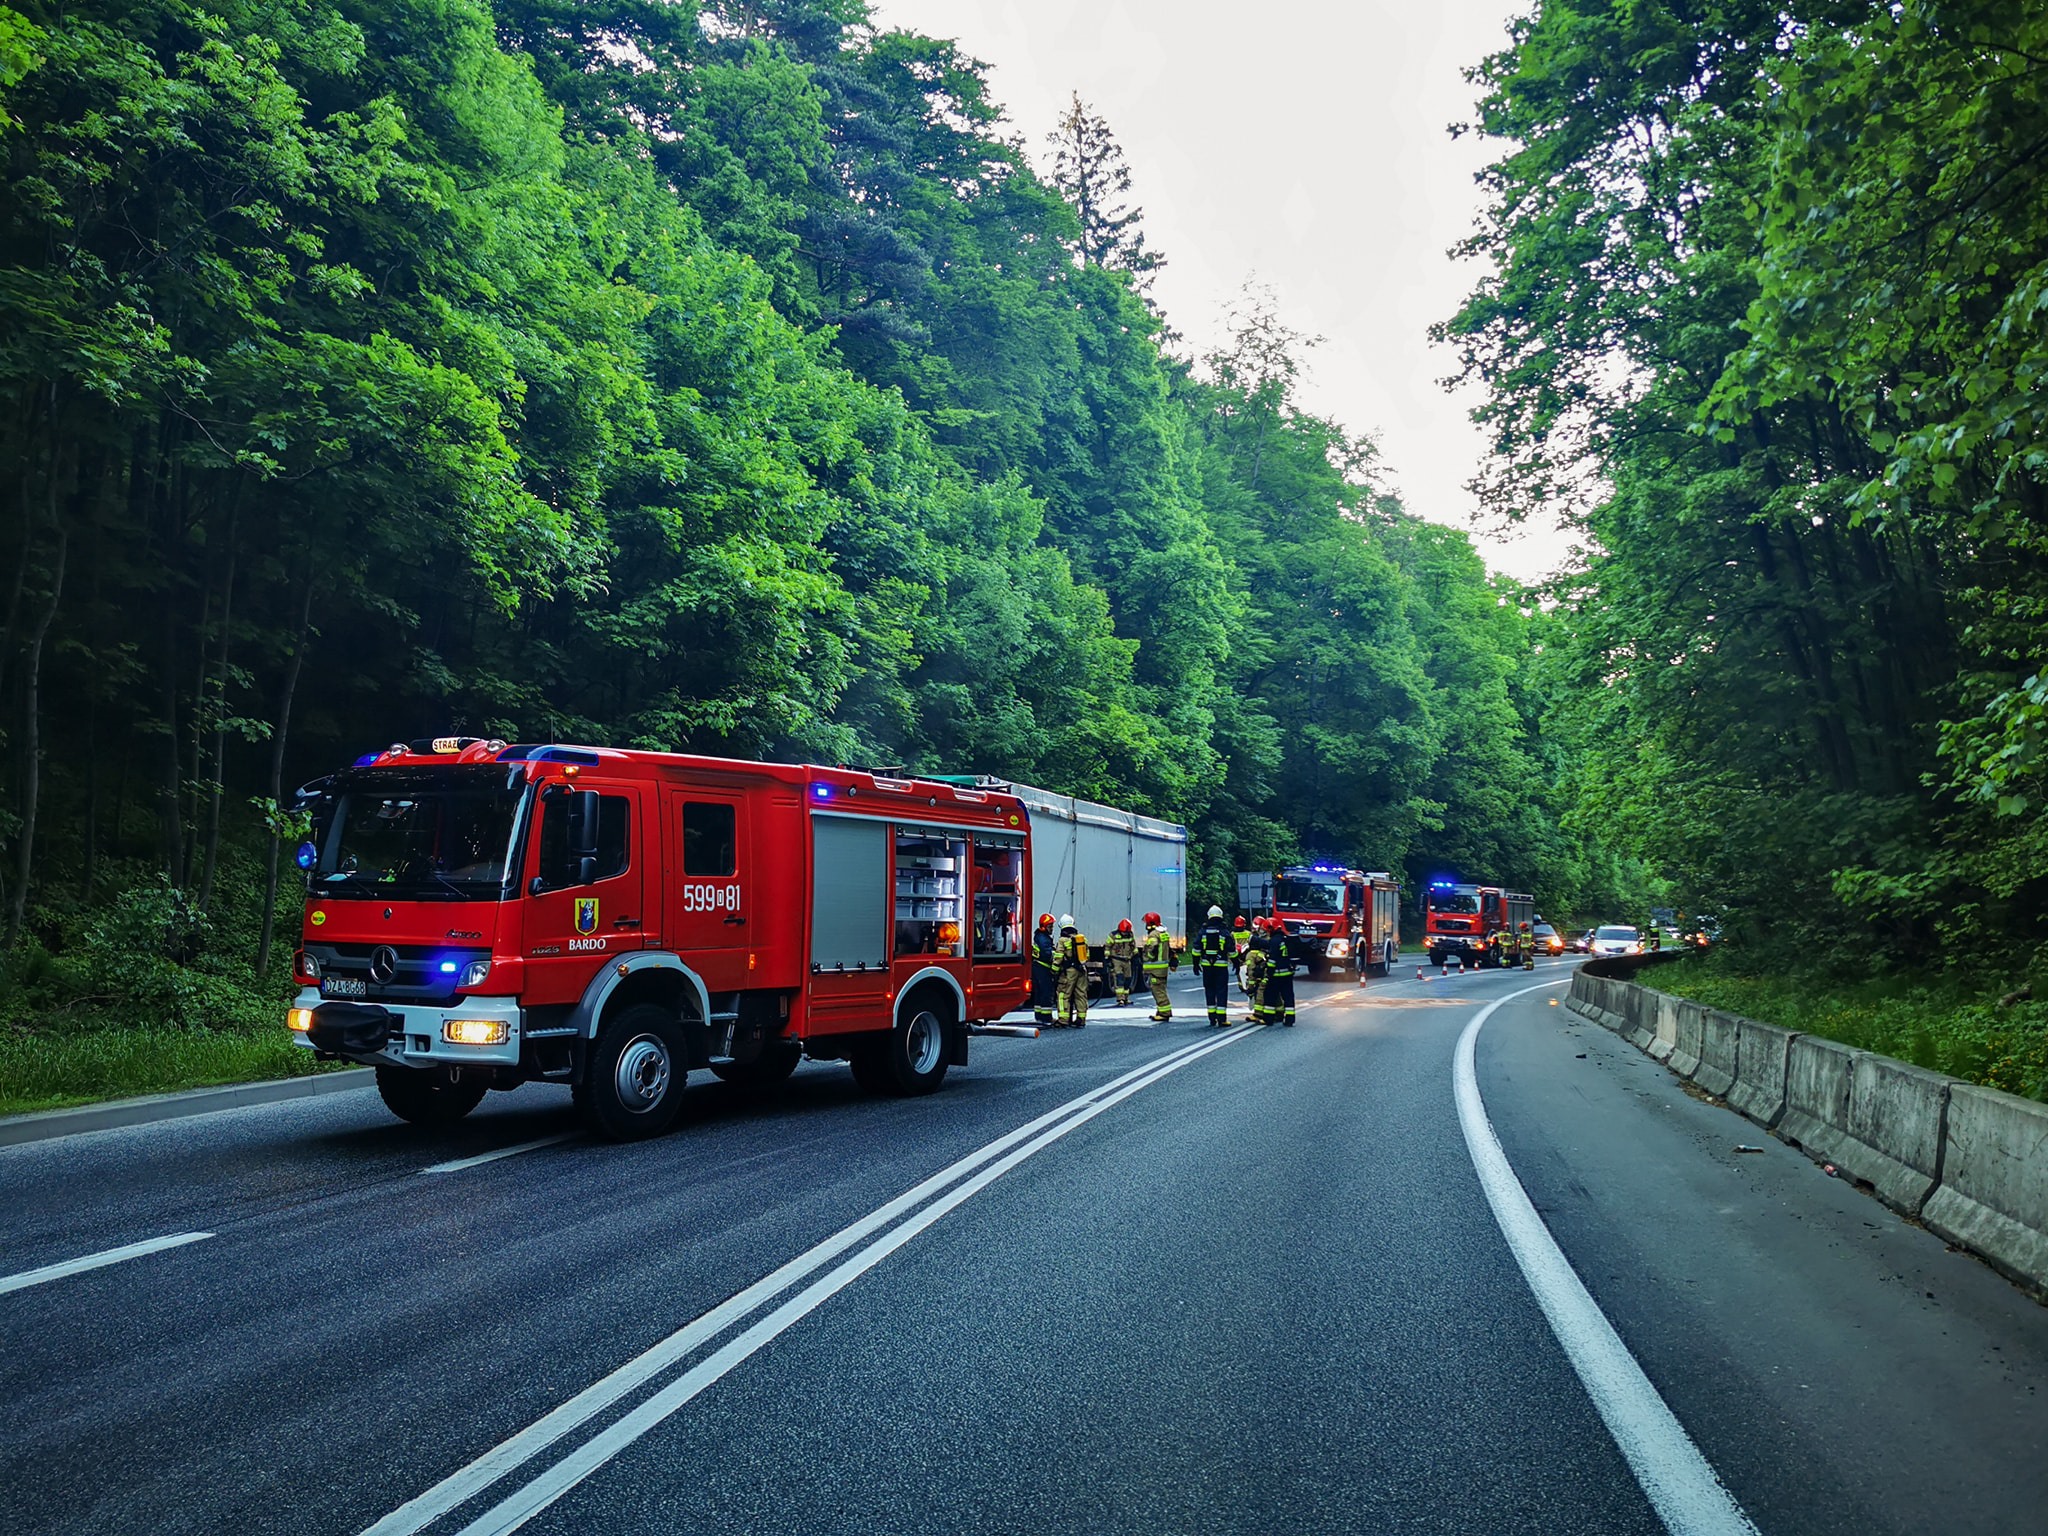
[
  {"x1": 813, "y1": 784, "x2": 832, "y2": 799},
  {"x1": 439, "y1": 961, "x2": 459, "y2": 974},
  {"x1": 351, "y1": 753, "x2": 380, "y2": 768},
  {"x1": 294, "y1": 841, "x2": 318, "y2": 871}
]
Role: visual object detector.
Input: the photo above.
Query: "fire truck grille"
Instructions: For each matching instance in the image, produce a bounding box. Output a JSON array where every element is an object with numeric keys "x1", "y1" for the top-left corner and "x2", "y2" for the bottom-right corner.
[{"x1": 306, "y1": 944, "x2": 486, "y2": 1005}]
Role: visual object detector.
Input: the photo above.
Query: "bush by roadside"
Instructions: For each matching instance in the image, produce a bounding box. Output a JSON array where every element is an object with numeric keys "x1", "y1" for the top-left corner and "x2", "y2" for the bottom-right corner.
[
  {"x1": 1640, "y1": 950, "x2": 2048, "y2": 1103},
  {"x1": 0, "y1": 855, "x2": 325, "y2": 1117}
]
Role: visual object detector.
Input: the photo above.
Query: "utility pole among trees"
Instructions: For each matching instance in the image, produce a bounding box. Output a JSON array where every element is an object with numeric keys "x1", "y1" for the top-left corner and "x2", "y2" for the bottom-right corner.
[{"x1": 1045, "y1": 92, "x2": 1166, "y2": 288}]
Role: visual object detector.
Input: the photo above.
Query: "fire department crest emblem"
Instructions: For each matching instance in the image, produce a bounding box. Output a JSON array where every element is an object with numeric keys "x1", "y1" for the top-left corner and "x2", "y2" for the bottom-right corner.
[{"x1": 574, "y1": 898, "x2": 599, "y2": 935}]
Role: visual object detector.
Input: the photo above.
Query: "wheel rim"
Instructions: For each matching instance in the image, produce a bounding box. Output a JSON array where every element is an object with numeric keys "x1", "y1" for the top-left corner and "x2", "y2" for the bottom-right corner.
[
  {"x1": 614, "y1": 1033, "x2": 672, "y2": 1113},
  {"x1": 904, "y1": 1009, "x2": 943, "y2": 1075}
]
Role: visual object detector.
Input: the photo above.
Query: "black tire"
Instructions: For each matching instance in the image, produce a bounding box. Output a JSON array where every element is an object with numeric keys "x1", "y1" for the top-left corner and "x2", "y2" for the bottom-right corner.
[
  {"x1": 577, "y1": 1003, "x2": 688, "y2": 1141},
  {"x1": 375, "y1": 1064, "x2": 487, "y2": 1126},
  {"x1": 710, "y1": 1042, "x2": 801, "y2": 1089},
  {"x1": 859, "y1": 989, "x2": 954, "y2": 1097}
]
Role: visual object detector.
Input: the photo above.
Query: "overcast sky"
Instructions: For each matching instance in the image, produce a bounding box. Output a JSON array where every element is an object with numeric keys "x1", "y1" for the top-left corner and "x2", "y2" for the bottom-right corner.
[{"x1": 869, "y1": 0, "x2": 1572, "y2": 582}]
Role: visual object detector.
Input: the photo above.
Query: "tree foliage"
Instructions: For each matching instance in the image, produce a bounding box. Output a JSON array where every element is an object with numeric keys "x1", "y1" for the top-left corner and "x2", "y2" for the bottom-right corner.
[{"x1": 0, "y1": 0, "x2": 1598, "y2": 1000}]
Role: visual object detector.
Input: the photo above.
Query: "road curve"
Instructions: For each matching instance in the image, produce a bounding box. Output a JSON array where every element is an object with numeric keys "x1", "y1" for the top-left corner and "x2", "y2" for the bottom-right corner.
[{"x1": 2, "y1": 962, "x2": 2044, "y2": 1535}]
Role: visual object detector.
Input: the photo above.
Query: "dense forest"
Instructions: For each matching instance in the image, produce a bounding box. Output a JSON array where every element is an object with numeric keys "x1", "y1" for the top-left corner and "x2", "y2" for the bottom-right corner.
[
  {"x1": 0, "y1": 0, "x2": 1617, "y2": 1028},
  {"x1": 1445, "y1": 0, "x2": 2048, "y2": 974}
]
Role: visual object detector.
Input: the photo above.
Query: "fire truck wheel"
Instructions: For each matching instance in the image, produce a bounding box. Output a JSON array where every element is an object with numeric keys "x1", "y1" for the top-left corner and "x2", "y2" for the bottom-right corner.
[
  {"x1": 375, "y1": 1065, "x2": 487, "y2": 1127},
  {"x1": 578, "y1": 1005, "x2": 688, "y2": 1141},
  {"x1": 861, "y1": 991, "x2": 954, "y2": 1097},
  {"x1": 710, "y1": 1043, "x2": 801, "y2": 1088}
]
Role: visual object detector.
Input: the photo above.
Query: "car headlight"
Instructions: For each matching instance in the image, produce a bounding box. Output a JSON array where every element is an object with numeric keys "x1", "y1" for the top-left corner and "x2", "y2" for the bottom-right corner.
[{"x1": 459, "y1": 959, "x2": 491, "y2": 988}]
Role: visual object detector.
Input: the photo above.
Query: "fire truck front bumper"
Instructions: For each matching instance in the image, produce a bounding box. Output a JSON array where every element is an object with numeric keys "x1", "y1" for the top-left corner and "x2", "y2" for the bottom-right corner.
[{"x1": 288, "y1": 988, "x2": 523, "y2": 1068}]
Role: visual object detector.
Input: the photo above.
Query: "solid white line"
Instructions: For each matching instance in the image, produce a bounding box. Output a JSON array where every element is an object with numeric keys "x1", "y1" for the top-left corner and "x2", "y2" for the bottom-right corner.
[
  {"x1": 0, "y1": 1231, "x2": 214, "y2": 1296},
  {"x1": 421, "y1": 1134, "x2": 581, "y2": 1175},
  {"x1": 454, "y1": 1025, "x2": 1259, "y2": 1536},
  {"x1": 1454, "y1": 981, "x2": 1759, "y2": 1536},
  {"x1": 361, "y1": 1030, "x2": 1243, "y2": 1536}
]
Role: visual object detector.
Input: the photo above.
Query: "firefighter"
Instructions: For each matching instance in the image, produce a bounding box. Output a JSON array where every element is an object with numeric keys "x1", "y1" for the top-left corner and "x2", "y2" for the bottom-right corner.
[
  {"x1": 1264, "y1": 916, "x2": 1299, "y2": 1026},
  {"x1": 1505, "y1": 922, "x2": 1523, "y2": 970},
  {"x1": 1487, "y1": 927, "x2": 1506, "y2": 970},
  {"x1": 1141, "y1": 911, "x2": 1175, "y2": 1022},
  {"x1": 1519, "y1": 919, "x2": 1536, "y2": 971},
  {"x1": 1231, "y1": 914, "x2": 1252, "y2": 968},
  {"x1": 1030, "y1": 913, "x2": 1057, "y2": 1028},
  {"x1": 1103, "y1": 918, "x2": 1139, "y2": 1005},
  {"x1": 1054, "y1": 915, "x2": 1090, "y2": 1028},
  {"x1": 1241, "y1": 919, "x2": 1273, "y2": 1023},
  {"x1": 1192, "y1": 905, "x2": 1232, "y2": 1027}
]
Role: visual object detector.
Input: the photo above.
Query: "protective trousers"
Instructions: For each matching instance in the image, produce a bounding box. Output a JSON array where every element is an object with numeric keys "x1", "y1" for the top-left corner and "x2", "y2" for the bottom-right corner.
[
  {"x1": 1056, "y1": 967, "x2": 1089, "y2": 1027},
  {"x1": 1146, "y1": 971, "x2": 1171, "y2": 1020},
  {"x1": 1201, "y1": 965, "x2": 1230, "y2": 1027},
  {"x1": 1030, "y1": 963, "x2": 1055, "y2": 1027},
  {"x1": 1268, "y1": 973, "x2": 1296, "y2": 1026},
  {"x1": 1109, "y1": 958, "x2": 1135, "y2": 1003}
]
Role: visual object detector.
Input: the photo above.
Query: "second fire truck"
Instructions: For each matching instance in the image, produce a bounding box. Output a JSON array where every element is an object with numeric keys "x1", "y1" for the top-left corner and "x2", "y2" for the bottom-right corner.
[
  {"x1": 1423, "y1": 880, "x2": 1534, "y2": 968},
  {"x1": 1235, "y1": 865, "x2": 1401, "y2": 977}
]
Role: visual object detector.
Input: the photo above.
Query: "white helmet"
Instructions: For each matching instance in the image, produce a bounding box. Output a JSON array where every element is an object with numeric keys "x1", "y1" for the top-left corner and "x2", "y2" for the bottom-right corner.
[
  {"x1": 1207, "y1": 905, "x2": 1223, "y2": 919},
  {"x1": 1059, "y1": 914, "x2": 1075, "y2": 931}
]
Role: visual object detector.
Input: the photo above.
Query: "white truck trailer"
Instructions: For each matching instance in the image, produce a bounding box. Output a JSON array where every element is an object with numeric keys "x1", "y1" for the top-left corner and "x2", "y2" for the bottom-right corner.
[{"x1": 1009, "y1": 783, "x2": 1188, "y2": 945}]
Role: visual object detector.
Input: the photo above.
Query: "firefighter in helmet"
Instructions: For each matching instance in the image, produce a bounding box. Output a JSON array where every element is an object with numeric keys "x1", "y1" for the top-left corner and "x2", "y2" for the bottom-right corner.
[
  {"x1": 1030, "y1": 913, "x2": 1057, "y2": 1028},
  {"x1": 1262, "y1": 915, "x2": 1299, "y2": 1026},
  {"x1": 1241, "y1": 918, "x2": 1273, "y2": 1023},
  {"x1": 1103, "y1": 918, "x2": 1139, "y2": 1006},
  {"x1": 1505, "y1": 922, "x2": 1524, "y2": 970},
  {"x1": 1487, "y1": 926, "x2": 1506, "y2": 970},
  {"x1": 1054, "y1": 915, "x2": 1090, "y2": 1028},
  {"x1": 1231, "y1": 914, "x2": 1252, "y2": 969},
  {"x1": 1192, "y1": 905, "x2": 1232, "y2": 1028},
  {"x1": 1141, "y1": 911, "x2": 1174, "y2": 1022},
  {"x1": 1518, "y1": 919, "x2": 1536, "y2": 971}
]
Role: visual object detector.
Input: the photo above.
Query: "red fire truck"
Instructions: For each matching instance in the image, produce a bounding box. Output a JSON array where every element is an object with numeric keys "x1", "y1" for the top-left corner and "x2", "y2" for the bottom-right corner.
[
  {"x1": 1235, "y1": 865, "x2": 1401, "y2": 977},
  {"x1": 1424, "y1": 880, "x2": 1534, "y2": 968},
  {"x1": 287, "y1": 738, "x2": 1039, "y2": 1138}
]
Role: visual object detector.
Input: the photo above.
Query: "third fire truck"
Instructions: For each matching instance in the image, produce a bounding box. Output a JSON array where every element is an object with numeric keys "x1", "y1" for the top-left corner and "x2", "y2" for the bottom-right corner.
[
  {"x1": 1236, "y1": 865, "x2": 1401, "y2": 977},
  {"x1": 1424, "y1": 880, "x2": 1534, "y2": 968}
]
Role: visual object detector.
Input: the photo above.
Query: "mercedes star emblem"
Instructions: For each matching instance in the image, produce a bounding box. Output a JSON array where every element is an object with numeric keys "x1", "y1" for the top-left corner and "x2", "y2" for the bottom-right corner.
[{"x1": 368, "y1": 945, "x2": 399, "y2": 984}]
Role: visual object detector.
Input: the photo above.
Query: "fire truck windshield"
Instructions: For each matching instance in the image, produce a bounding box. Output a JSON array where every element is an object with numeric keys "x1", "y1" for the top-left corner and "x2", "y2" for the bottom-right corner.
[
  {"x1": 1427, "y1": 890, "x2": 1481, "y2": 915},
  {"x1": 313, "y1": 771, "x2": 527, "y2": 900},
  {"x1": 1273, "y1": 878, "x2": 1343, "y2": 913}
]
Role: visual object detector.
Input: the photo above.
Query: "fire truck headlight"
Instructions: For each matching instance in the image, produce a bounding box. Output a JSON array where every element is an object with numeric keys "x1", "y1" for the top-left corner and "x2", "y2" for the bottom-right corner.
[
  {"x1": 1326, "y1": 939, "x2": 1351, "y2": 959},
  {"x1": 288, "y1": 1008, "x2": 314, "y2": 1033},
  {"x1": 443, "y1": 1019, "x2": 507, "y2": 1046},
  {"x1": 459, "y1": 960, "x2": 491, "y2": 988}
]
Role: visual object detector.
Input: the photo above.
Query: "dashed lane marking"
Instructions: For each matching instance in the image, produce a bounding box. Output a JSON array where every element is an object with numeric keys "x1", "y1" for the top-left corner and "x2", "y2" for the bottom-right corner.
[{"x1": 0, "y1": 1231, "x2": 214, "y2": 1297}]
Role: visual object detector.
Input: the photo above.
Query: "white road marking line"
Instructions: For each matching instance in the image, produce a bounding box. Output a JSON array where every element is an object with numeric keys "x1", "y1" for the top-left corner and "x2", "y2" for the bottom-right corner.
[
  {"x1": 362, "y1": 1030, "x2": 1244, "y2": 1536},
  {"x1": 452, "y1": 1025, "x2": 1259, "y2": 1536},
  {"x1": 0, "y1": 1231, "x2": 214, "y2": 1297},
  {"x1": 421, "y1": 1134, "x2": 581, "y2": 1175},
  {"x1": 1455, "y1": 981, "x2": 1759, "y2": 1536}
]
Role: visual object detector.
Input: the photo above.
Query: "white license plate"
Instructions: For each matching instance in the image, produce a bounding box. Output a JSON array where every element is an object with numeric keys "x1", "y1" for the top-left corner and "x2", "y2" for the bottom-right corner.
[{"x1": 321, "y1": 977, "x2": 368, "y2": 999}]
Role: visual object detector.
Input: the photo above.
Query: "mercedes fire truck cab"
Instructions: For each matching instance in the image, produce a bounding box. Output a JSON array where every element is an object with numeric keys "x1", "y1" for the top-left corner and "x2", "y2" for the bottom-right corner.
[
  {"x1": 287, "y1": 738, "x2": 1043, "y2": 1139},
  {"x1": 1424, "y1": 880, "x2": 1535, "y2": 968},
  {"x1": 1236, "y1": 865, "x2": 1400, "y2": 977}
]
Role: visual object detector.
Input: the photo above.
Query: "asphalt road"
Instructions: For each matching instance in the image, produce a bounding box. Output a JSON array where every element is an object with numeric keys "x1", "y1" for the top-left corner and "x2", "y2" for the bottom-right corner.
[{"x1": 4, "y1": 962, "x2": 2046, "y2": 1535}]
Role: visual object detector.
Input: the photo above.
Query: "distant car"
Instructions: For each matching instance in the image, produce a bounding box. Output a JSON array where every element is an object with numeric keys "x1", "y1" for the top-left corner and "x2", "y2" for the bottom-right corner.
[
  {"x1": 1532, "y1": 922, "x2": 1564, "y2": 955},
  {"x1": 1568, "y1": 929, "x2": 1594, "y2": 954},
  {"x1": 1590, "y1": 924, "x2": 1642, "y2": 957}
]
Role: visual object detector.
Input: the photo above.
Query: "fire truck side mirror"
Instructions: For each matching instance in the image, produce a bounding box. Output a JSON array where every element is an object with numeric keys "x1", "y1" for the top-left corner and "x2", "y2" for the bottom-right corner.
[{"x1": 569, "y1": 790, "x2": 600, "y2": 856}]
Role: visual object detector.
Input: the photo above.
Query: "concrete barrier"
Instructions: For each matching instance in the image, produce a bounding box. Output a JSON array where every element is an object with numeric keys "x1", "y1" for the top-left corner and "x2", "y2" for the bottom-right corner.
[
  {"x1": 1691, "y1": 1009, "x2": 1739, "y2": 1098},
  {"x1": 1924, "y1": 1084, "x2": 2048, "y2": 1295},
  {"x1": 1726, "y1": 1018, "x2": 1797, "y2": 1127},
  {"x1": 1667, "y1": 998, "x2": 1707, "y2": 1079},
  {"x1": 1648, "y1": 991, "x2": 1680, "y2": 1063},
  {"x1": 1776, "y1": 1036, "x2": 1946, "y2": 1216},
  {"x1": 1564, "y1": 959, "x2": 2048, "y2": 1295}
]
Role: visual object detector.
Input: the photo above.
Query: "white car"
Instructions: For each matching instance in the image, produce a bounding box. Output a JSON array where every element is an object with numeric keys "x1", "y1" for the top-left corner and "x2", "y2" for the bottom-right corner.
[{"x1": 1589, "y1": 924, "x2": 1642, "y2": 957}]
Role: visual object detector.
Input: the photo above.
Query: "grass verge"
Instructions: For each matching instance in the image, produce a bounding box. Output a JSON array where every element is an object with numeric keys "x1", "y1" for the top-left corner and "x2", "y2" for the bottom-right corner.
[
  {"x1": 0, "y1": 1022, "x2": 338, "y2": 1119},
  {"x1": 1641, "y1": 951, "x2": 2048, "y2": 1102}
]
